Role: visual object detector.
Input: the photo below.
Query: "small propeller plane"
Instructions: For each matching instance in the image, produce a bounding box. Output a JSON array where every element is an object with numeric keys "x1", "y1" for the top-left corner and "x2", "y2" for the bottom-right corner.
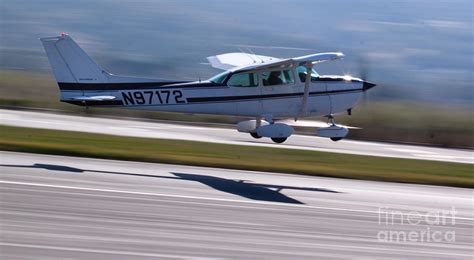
[{"x1": 40, "y1": 33, "x2": 376, "y2": 143}]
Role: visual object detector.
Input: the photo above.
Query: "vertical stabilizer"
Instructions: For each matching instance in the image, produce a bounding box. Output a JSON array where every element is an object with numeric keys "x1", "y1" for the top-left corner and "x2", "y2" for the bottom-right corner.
[{"x1": 40, "y1": 34, "x2": 109, "y2": 84}]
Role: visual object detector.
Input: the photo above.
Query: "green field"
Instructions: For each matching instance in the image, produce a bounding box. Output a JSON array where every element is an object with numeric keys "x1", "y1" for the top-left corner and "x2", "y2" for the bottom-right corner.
[
  {"x1": 1, "y1": 125, "x2": 472, "y2": 188},
  {"x1": 1, "y1": 69, "x2": 473, "y2": 148}
]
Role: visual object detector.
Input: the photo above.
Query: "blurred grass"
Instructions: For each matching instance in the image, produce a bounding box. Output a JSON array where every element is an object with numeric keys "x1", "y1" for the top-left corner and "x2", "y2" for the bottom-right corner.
[
  {"x1": 0, "y1": 125, "x2": 472, "y2": 188},
  {"x1": 1, "y1": 69, "x2": 473, "y2": 147},
  {"x1": 339, "y1": 101, "x2": 474, "y2": 148}
]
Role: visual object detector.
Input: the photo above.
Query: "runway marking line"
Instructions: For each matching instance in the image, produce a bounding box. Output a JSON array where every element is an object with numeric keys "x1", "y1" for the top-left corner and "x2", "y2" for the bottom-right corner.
[
  {"x1": 1, "y1": 180, "x2": 472, "y2": 222},
  {"x1": 0, "y1": 239, "x2": 471, "y2": 258},
  {"x1": 0, "y1": 242, "x2": 191, "y2": 258}
]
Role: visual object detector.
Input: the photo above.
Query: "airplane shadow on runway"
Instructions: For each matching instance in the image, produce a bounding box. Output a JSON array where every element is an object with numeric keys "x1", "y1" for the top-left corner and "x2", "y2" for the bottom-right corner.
[{"x1": 1, "y1": 163, "x2": 341, "y2": 204}]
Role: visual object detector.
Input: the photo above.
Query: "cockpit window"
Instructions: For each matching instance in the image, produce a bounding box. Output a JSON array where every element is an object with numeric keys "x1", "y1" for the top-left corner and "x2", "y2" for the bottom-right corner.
[
  {"x1": 227, "y1": 72, "x2": 259, "y2": 87},
  {"x1": 209, "y1": 71, "x2": 230, "y2": 84},
  {"x1": 296, "y1": 65, "x2": 319, "y2": 82}
]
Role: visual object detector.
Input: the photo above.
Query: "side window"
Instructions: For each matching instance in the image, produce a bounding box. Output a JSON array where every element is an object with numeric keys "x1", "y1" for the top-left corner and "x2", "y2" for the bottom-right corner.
[
  {"x1": 282, "y1": 70, "x2": 294, "y2": 84},
  {"x1": 262, "y1": 70, "x2": 294, "y2": 86},
  {"x1": 227, "y1": 72, "x2": 258, "y2": 87}
]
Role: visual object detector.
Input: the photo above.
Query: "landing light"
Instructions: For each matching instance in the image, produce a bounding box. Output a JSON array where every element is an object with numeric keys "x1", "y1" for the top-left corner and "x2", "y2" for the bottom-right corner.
[{"x1": 343, "y1": 75, "x2": 352, "y2": 81}]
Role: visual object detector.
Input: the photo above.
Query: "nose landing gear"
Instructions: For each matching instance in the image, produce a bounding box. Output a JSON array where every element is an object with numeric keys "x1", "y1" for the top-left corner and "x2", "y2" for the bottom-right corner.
[
  {"x1": 328, "y1": 115, "x2": 342, "y2": 141},
  {"x1": 316, "y1": 114, "x2": 349, "y2": 142}
]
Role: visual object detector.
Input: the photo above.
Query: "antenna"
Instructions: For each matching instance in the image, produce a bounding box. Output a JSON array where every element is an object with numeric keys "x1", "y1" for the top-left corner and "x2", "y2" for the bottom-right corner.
[
  {"x1": 238, "y1": 47, "x2": 257, "y2": 64},
  {"x1": 246, "y1": 47, "x2": 265, "y2": 63}
]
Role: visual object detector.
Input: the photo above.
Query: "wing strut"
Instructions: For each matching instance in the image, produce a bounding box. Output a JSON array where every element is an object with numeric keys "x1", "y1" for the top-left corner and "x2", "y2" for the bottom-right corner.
[{"x1": 299, "y1": 62, "x2": 313, "y2": 118}]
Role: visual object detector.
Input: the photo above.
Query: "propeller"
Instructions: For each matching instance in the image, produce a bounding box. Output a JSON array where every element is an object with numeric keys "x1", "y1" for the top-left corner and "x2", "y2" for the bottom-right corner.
[
  {"x1": 358, "y1": 55, "x2": 376, "y2": 106},
  {"x1": 360, "y1": 56, "x2": 369, "y2": 106}
]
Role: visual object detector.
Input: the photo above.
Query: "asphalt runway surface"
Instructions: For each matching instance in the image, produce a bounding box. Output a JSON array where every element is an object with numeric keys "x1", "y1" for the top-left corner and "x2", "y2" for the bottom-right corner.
[
  {"x1": 0, "y1": 152, "x2": 472, "y2": 259},
  {"x1": 1, "y1": 109, "x2": 473, "y2": 164}
]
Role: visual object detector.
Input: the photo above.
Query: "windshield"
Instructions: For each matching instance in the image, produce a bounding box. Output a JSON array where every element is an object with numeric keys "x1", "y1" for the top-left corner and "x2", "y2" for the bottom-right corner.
[
  {"x1": 209, "y1": 71, "x2": 230, "y2": 84},
  {"x1": 296, "y1": 66, "x2": 319, "y2": 82}
]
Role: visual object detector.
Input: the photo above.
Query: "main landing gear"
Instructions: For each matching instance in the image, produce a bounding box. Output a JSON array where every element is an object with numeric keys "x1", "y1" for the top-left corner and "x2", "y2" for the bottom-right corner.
[
  {"x1": 250, "y1": 132, "x2": 262, "y2": 139},
  {"x1": 250, "y1": 133, "x2": 287, "y2": 143},
  {"x1": 240, "y1": 115, "x2": 293, "y2": 144}
]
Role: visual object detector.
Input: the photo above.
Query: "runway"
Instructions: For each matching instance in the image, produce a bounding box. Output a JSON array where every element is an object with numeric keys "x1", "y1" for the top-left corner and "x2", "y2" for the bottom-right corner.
[
  {"x1": 1, "y1": 109, "x2": 472, "y2": 164},
  {"x1": 0, "y1": 151, "x2": 472, "y2": 259}
]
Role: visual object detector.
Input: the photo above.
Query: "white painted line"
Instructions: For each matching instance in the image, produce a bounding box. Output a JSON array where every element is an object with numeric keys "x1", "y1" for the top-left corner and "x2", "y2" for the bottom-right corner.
[
  {"x1": 0, "y1": 242, "x2": 190, "y2": 259},
  {"x1": 1, "y1": 180, "x2": 472, "y2": 222}
]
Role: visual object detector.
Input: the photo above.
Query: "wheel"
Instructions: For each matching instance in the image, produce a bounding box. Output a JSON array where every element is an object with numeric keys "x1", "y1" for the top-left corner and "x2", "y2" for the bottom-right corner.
[
  {"x1": 330, "y1": 137, "x2": 343, "y2": 142},
  {"x1": 271, "y1": 137, "x2": 287, "y2": 143},
  {"x1": 250, "y1": 132, "x2": 262, "y2": 139}
]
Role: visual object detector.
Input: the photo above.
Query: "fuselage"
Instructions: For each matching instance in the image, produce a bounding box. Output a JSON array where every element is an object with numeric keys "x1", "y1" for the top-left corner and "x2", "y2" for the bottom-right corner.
[{"x1": 60, "y1": 71, "x2": 366, "y2": 119}]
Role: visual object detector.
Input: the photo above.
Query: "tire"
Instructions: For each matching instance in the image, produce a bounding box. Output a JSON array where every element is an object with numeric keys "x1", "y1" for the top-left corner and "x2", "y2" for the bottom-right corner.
[
  {"x1": 330, "y1": 137, "x2": 343, "y2": 142},
  {"x1": 271, "y1": 137, "x2": 287, "y2": 143},
  {"x1": 250, "y1": 132, "x2": 262, "y2": 139}
]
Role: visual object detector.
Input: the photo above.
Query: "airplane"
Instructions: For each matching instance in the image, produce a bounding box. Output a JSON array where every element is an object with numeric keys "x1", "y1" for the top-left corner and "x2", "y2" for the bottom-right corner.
[{"x1": 40, "y1": 33, "x2": 376, "y2": 143}]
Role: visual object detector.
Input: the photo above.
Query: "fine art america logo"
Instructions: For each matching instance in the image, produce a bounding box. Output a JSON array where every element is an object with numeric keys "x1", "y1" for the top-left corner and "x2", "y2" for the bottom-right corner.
[{"x1": 377, "y1": 207, "x2": 456, "y2": 243}]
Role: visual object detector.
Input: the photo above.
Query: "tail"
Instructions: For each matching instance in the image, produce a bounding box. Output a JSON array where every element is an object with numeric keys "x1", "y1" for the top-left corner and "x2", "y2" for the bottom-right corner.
[
  {"x1": 39, "y1": 33, "x2": 187, "y2": 106},
  {"x1": 40, "y1": 33, "x2": 110, "y2": 84}
]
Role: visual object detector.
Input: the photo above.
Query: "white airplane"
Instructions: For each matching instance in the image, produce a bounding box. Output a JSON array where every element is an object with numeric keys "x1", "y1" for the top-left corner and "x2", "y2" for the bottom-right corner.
[{"x1": 40, "y1": 33, "x2": 376, "y2": 143}]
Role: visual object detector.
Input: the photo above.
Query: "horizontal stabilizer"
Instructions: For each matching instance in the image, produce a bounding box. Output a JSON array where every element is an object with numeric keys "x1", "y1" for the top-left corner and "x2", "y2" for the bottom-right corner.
[{"x1": 71, "y1": 95, "x2": 116, "y2": 101}]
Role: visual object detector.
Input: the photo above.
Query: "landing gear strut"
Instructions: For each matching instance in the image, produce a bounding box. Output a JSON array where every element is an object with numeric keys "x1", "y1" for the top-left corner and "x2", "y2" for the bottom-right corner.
[
  {"x1": 324, "y1": 115, "x2": 344, "y2": 142},
  {"x1": 325, "y1": 114, "x2": 336, "y2": 126}
]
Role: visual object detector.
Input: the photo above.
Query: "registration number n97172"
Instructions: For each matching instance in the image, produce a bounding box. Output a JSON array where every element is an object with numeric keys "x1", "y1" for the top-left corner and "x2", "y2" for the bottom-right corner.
[{"x1": 121, "y1": 90, "x2": 186, "y2": 105}]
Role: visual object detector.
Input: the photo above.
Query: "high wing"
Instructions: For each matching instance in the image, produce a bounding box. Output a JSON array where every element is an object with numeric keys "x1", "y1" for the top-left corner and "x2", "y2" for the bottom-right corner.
[
  {"x1": 207, "y1": 52, "x2": 344, "y2": 72},
  {"x1": 207, "y1": 53, "x2": 280, "y2": 70}
]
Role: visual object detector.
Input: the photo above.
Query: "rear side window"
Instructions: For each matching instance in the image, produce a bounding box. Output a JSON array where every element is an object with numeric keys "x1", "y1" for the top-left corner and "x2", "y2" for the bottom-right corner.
[
  {"x1": 262, "y1": 70, "x2": 294, "y2": 86},
  {"x1": 227, "y1": 72, "x2": 259, "y2": 87}
]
